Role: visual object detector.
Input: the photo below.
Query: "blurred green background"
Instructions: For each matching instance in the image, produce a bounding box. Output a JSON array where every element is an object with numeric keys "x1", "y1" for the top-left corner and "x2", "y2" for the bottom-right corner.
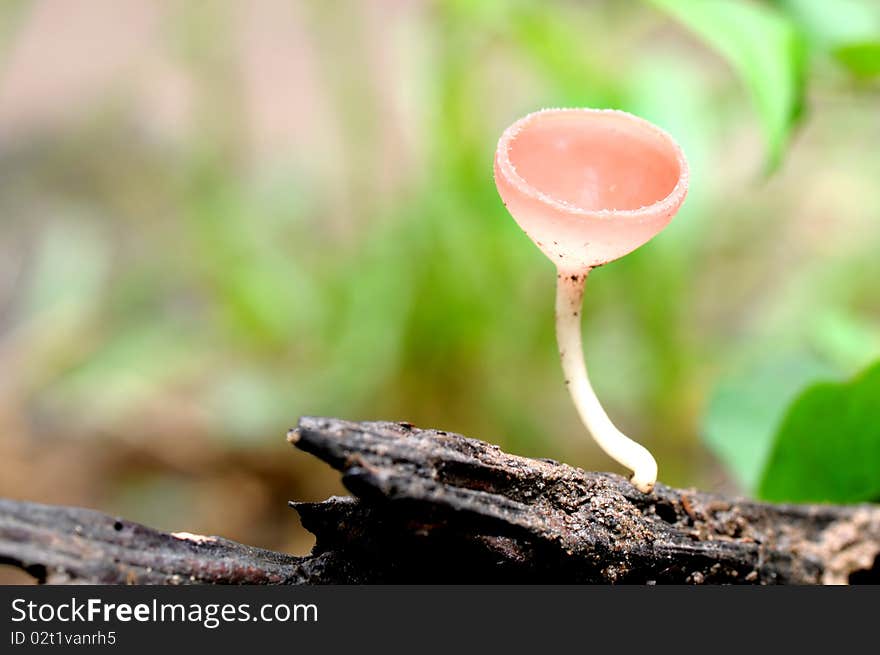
[{"x1": 1, "y1": 0, "x2": 879, "y2": 575}]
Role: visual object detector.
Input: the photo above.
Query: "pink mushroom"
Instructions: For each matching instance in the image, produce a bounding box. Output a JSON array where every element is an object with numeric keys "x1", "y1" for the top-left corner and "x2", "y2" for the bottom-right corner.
[{"x1": 494, "y1": 108, "x2": 689, "y2": 492}]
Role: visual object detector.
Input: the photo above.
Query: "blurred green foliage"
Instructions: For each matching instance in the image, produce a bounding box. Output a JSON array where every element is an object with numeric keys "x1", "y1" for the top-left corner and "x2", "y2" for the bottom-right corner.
[
  {"x1": 833, "y1": 41, "x2": 880, "y2": 78},
  {"x1": 0, "y1": 0, "x2": 878, "y2": 518},
  {"x1": 703, "y1": 352, "x2": 832, "y2": 491},
  {"x1": 759, "y1": 362, "x2": 880, "y2": 503},
  {"x1": 696, "y1": 0, "x2": 880, "y2": 502},
  {"x1": 653, "y1": 0, "x2": 806, "y2": 169}
]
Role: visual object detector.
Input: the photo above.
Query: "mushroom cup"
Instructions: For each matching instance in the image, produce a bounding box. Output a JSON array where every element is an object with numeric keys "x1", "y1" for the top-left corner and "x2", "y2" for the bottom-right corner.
[{"x1": 494, "y1": 108, "x2": 689, "y2": 272}]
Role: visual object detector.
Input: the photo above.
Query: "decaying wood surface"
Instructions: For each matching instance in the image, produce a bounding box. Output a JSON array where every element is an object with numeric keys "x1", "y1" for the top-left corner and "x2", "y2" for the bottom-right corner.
[{"x1": 2, "y1": 417, "x2": 879, "y2": 584}]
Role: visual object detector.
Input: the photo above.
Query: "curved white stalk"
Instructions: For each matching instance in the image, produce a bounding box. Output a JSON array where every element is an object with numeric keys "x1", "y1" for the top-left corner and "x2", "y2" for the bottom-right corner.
[{"x1": 555, "y1": 270, "x2": 657, "y2": 492}]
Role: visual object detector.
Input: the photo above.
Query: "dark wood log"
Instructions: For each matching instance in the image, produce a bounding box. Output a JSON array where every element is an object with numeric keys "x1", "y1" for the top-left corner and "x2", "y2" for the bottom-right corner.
[
  {"x1": 290, "y1": 417, "x2": 880, "y2": 584},
  {"x1": 1, "y1": 417, "x2": 878, "y2": 584},
  {"x1": 0, "y1": 498, "x2": 322, "y2": 584}
]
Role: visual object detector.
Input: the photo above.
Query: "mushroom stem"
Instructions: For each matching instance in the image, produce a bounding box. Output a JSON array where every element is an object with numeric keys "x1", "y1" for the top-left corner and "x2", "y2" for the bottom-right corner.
[{"x1": 555, "y1": 270, "x2": 658, "y2": 493}]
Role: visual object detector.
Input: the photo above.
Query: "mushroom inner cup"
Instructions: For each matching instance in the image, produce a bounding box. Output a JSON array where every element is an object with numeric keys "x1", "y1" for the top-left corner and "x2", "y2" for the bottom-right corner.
[{"x1": 507, "y1": 111, "x2": 682, "y2": 213}]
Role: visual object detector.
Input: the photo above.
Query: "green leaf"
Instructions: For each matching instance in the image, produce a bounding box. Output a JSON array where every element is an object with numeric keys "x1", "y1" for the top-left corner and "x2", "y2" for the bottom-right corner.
[
  {"x1": 650, "y1": 0, "x2": 807, "y2": 170},
  {"x1": 703, "y1": 354, "x2": 832, "y2": 491},
  {"x1": 758, "y1": 361, "x2": 880, "y2": 503},
  {"x1": 833, "y1": 41, "x2": 880, "y2": 78}
]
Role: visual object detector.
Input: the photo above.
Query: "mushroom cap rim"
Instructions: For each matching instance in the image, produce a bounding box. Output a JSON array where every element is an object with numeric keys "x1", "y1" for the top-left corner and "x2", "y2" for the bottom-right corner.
[{"x1": 495, "y1": 107, "x2": 690, "y2": 221}]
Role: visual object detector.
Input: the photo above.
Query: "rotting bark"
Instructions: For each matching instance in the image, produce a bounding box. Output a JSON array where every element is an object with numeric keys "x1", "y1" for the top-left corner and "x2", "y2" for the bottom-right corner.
[
  {"x1": 2, "y1": 417, "x2": 879, "y2": 584},
  {"x1": 0, "y1": 499, "x2": 322, "y2": 584}
]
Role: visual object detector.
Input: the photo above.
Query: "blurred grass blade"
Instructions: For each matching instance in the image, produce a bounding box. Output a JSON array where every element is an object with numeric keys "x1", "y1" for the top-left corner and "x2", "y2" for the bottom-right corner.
[
  {"x1": 758, "y1": 361, "x2": 880, "y2": 503},
  {"x1": 833, "y1": 41, "x2": 880, "y2": 78},
  {"x1": 650, "y1": 0, "x2": 807, "y2": 170},
  {"x1": 505, "y1": 5, "x2": 620, "y2": 107}
]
